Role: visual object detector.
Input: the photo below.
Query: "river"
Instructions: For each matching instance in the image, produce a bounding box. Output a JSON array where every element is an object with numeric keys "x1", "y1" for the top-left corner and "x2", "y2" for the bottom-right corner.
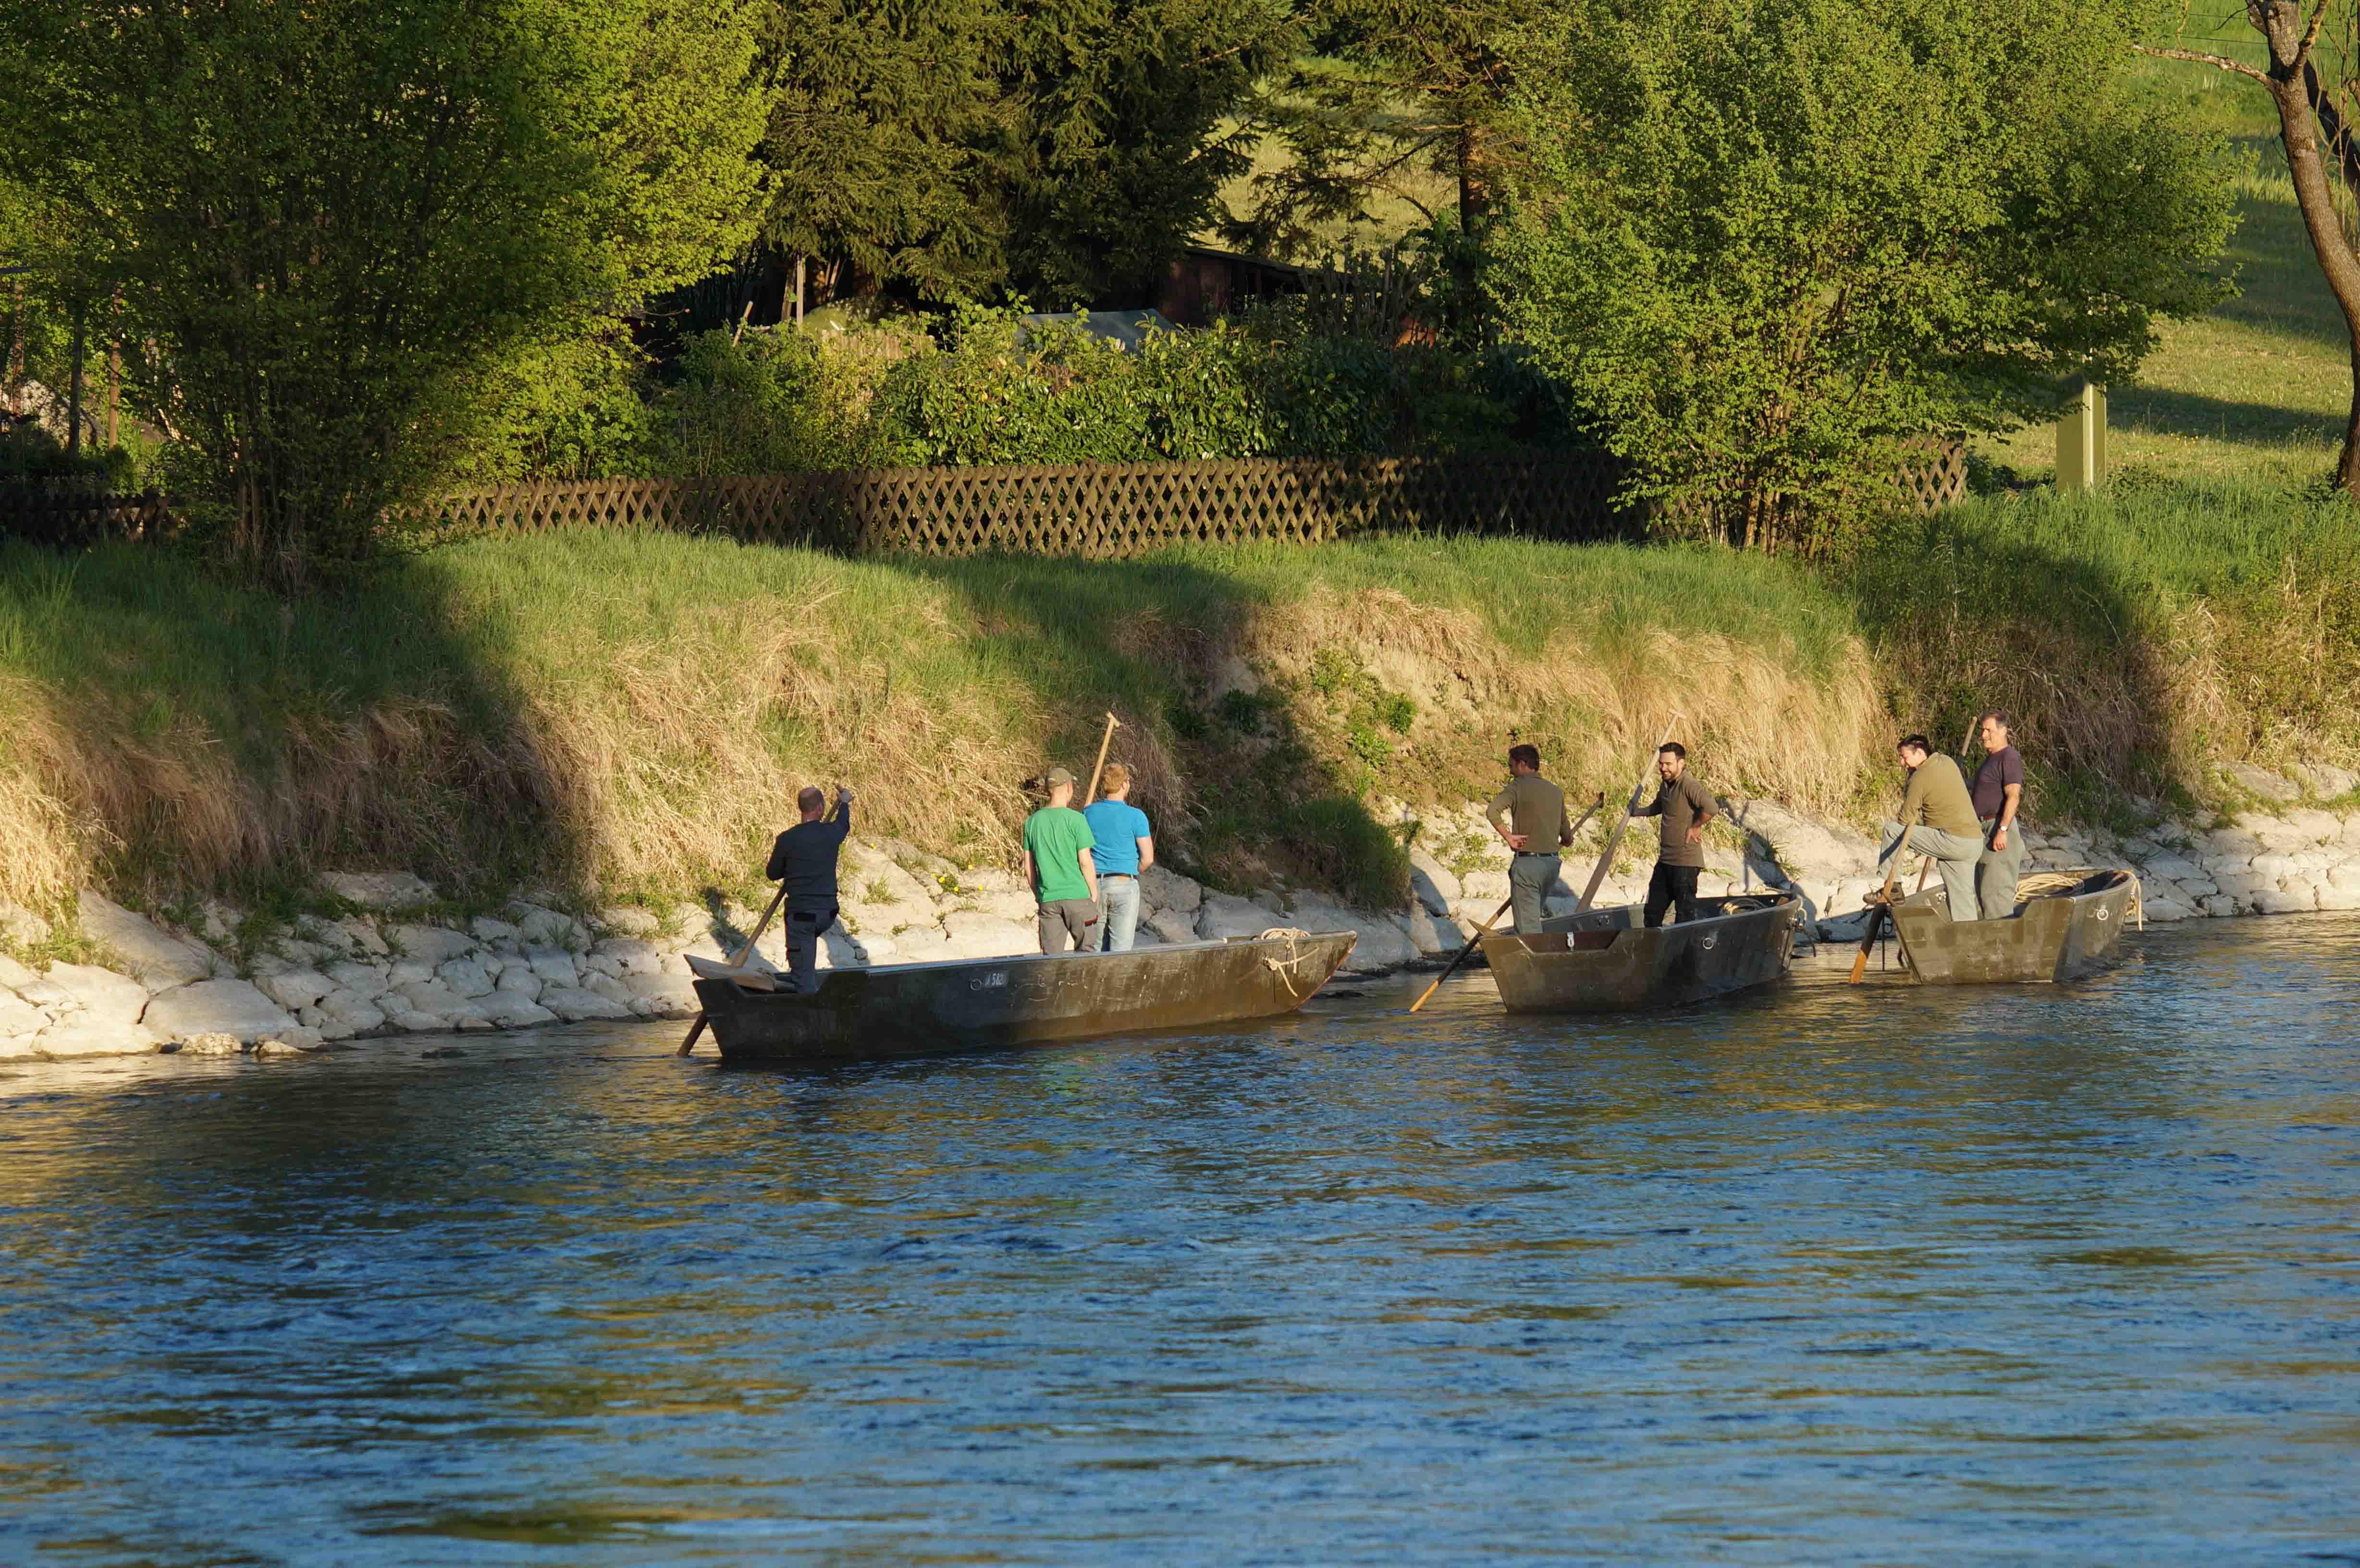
[{"x1": 1, "y1": 915, "x2": 2356, "y2": 1564}]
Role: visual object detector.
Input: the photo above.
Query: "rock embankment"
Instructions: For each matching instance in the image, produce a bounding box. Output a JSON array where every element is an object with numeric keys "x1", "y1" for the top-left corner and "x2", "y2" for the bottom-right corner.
[{"x1": 3, "y1": 769, "x2": 2356, "y2": 1061}]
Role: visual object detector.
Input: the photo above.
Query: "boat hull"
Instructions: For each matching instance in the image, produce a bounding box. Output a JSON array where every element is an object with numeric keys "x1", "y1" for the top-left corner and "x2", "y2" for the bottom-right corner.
[
  {"x1": 1889, "y1": 869, "x2": 2135, "y2": 984},
  {"x1": 1480, "y1": 895, "x2": 1802, "y2": 1013},
  {"x1": 692, "y1": 930, "x2": 1358, "y2": 1063}
]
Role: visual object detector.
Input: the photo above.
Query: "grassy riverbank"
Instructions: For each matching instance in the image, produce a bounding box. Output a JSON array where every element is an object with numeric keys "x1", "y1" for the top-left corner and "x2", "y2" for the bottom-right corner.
[{"x1": 2, "y1": 488, "x2": 2354, "y2": 927}]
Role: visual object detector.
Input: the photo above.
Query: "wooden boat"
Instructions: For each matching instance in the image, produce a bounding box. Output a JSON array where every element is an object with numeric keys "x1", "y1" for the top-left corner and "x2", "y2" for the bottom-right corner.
[
  {"x1": 1887, "y1": 868, "x2": 2137, "y2": 984},
  {"x1": 1479, "y1": 894, "x2": 1804, "y2": 1013},
  {"x1": 686, "y1": 929, "x2": 1357, "y2": 1063}
]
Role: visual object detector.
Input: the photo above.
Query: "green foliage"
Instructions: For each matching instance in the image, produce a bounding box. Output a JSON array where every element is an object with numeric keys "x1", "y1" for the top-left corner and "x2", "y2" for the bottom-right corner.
[
  {"x1": 1493, "y1": 0, "x2": 2237, "y2": 556},
  {"x1": 1277, "y1": 796, "x2": 1414, "y2": 908},
  {"x1": 0, "y1": 0, "x2": 770, "y2": 589}
]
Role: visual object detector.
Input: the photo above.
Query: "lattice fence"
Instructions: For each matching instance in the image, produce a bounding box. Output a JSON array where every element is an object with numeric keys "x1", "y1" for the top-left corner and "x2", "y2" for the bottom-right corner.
[{"x1": 0, "y1": 443, "x2": 1967, "y2": 558}]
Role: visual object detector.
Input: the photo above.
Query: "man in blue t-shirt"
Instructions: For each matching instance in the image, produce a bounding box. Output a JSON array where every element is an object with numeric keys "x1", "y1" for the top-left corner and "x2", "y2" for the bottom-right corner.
[{"x1": 1082, "y1": 763, "x2": 1155, "y2": 952}]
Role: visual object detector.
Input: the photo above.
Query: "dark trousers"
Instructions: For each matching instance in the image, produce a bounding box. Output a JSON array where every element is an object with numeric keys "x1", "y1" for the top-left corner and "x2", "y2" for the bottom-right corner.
[
  {"x1": 1644, "y1": 863, "x2": 1699, "y2": 928},
  {"x1": 785, "y1": 903, "x2": 837, "y2": 994}
]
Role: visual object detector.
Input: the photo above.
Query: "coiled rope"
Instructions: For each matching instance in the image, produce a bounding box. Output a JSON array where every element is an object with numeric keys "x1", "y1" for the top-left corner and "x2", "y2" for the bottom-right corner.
[
  {"x1": 1256, "y1": 927, "x2": 1317, "y2": 979},
  {"x1": 2013, "y1": 869, "x2": 2145, "y2": 930}
]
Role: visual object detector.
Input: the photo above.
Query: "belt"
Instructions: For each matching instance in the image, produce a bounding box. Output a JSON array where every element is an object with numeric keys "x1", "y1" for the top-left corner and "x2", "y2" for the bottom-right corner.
[
  {"x1": 1101, "y1": 872, "x2": 1136, "y2": 879},
  {"x1": 1513, "y1": 850, "x2": 1558, "y2": 858}
]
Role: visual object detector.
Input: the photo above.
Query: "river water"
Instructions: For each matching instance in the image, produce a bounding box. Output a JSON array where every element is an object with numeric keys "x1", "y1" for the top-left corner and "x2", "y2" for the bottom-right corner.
[{"x1": 1, "y1": 916, "x2": 2356, "y2": 1564}]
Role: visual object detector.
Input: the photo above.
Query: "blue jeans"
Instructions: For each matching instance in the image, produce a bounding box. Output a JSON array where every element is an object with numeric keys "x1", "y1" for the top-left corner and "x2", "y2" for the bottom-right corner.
[{"x1": 1098, "y1": 874, "x2": 1142, "y2": 952}]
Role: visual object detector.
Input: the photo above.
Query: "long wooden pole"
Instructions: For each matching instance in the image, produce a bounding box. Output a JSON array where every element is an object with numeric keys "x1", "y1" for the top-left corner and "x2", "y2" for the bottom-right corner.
[
  {"x1": 678, "y1": 883, "x2": 787, "y2": 1055},
  {"x1": 1576, "y1": 714, "x2": 1684, "y2": 912},
  {"x1": 1082, "y1": 711, "x2": 1120, "y2": 805},
  {"x1": 1407, "y1": 791, "x2": 1605, "y2": 1013}
]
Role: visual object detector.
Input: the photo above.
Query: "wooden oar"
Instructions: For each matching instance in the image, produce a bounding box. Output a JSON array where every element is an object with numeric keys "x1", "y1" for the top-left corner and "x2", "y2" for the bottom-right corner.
[
  {"x1": 1576, "y1": 714, "x2": 1684, "y2": 912},
  {"x1": 678, "y1": 882, "x2": 786, "y2": 1056},
  {"x1": 1407, "y1": 791, "x2": 1605, "y2": 1014},
  {"x1": 1082, "y1": 711, "x2": 1120, "y2": 805},
  {"x1": 1850, "y1": 834, "x2": 1908, "y2": 985}
]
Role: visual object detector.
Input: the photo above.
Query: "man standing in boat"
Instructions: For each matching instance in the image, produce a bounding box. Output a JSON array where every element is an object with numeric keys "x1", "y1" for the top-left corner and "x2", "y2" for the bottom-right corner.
[
  {"x1": 765, "y1": 784, "x2": 853, "y2": 994},
  {"x1": 1487, "y1": 743, "x2": 1574, "y2": 932},
  {"x1": 1881, "y1": 735, "x2": 1982, "y2": 921},
  {"x1": 1023, "y1": 765, "x2": 1101, "y2": 953},
  {"x1": 1633, "y1": 741, "x2": 1716, "y2": 927},
  {"x1": 1083, "y1": 762, "x2": 1155, "y2": 952},
  {"x1": 1971, "y1": 710, "x2": 2028, "y2": 919}
]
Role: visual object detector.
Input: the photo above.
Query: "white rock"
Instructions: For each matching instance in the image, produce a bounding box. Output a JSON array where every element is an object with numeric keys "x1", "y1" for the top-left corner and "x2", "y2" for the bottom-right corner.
[
  {"x1": 257, "y1": 969, "x2": 334, "y2": 1011},
  {"x1": 624, "y1": 972, "x2": 697, "y2": 1011},
  {"x1": 2142, "y1": 894, "x2": 2197, "y2": 923},
  {"x1": 1406, "y1": 848, "x2": 1459, "y2": 916},
  {"x1": 937, "y1": 911, "x2": 1038, "y2": 960},
  {"x1": 1143, "y1": 907, "x2": 1199, "y2": 945},
  {"x1": 2289, "y1": 762, "x2": 2358, "y2": 798},
  {"x1": 388, "y1": 925, "x2": 476, "y2": 965},
  {"x1": 526, "y1": 949, "x2": 579, "y2": 988},
  {"x1": 321, "y1": 871, "x2": 434, "y2": 908},
  {"x1": 1139, "y1": 865, "x2": 1202, "y2": 916},
  {"x1": 33, "y1": 1017, "x2": 159, "y2": 1055},
  {"x1": 176, "y1": 1032, "x2": 244, "y2": 1056},
  {"x1": 471, "y1": 916, "x2": 524, "y2": 946},
  {"x1": 0, "y1": 898, "x2": 52, "y2": 946},
  {"x1": 252, "y1": 1031, "x2": 323, "y2": 1056},
  {"x1": 2199, "y1": 894, "x2": 2248, "y2": 918},
  {"x1": 1196, "y1": 892, "x2": 1275, "y2": 941},
  {"x1": 1459, "y1": 867, "x2": 1509, "y2": 901},
  {"x1": 490, "y1": 961, "x2": 541, "y2": 999},
  {"x1": 598, "y1": 906, "x2": 663, "y2": 937},
  {"x1": 0, "y1": 991, "x2": 48, "y2": 1037},
  {"x1": 74, "y1": 891, "x2": 218, "y2": 990},
  {"x1": 436, "y1": 958, "x2": 497, "y2": 998},
  {"x1": 389, "y1": 1010, "x2": 445, "y2": 1032},
  {"x1": 2315, "y1": 879, "x2": 2360, "y2": 913},
  {"x1": 143, "y1": 979, "x2": 301, "y2": 1044},
  {"x1": 1340, "y1": 916, "x2": 1418, "y2": 974},
  {"x1": 583, "y1": 973, "x2": 636, "y2": 1007},
  {"x1": 1404, "y1": 904, "x2": 1475, "y2": 956},
  {"x1": 479, "y1": 990, "x2": 557, "y2": 1029},
  {"x1": 2252, "y1": 885, "x2": 2319, "y2": 915},
  {"x1": 323, "y1": 959, "x2": 388, "y2": 994},
  {"x1": 2225, "y1": 762, "x2": 2300, "y2": 803},
  {"x1": 0, "y1": 953, "x2": 41, "y2": 990},
  {"x1": 591, "y1": 937, "x2": 665, "y2": 975},
  {"x1": 332, "y1": 918, "x2": 389, "y2": 956},
  {"x1": 839, "y1": 847, "x2": 940, "y2": 911},
  {"x1": 2250, "y1": 852, "x2": 2307, "y2": 885},
  {"x1": 539, "y1": 985, "x2": 632, "y2": 1021},
  {"x1": 45, "y1": 962, "x2": 151, "y2": 1029},
  {"x1": 387, "y1": 959, "x2": 435, "y2": 986},
  {"x1": 508, "y1": 904, "x2": 585, "y2": 950},
  {"x1": 318, "y1": 992, "x2": 387, "y2": 1031},
  {"x1": 394, "y1": 980, "x2": 471, "y2": 1017}
]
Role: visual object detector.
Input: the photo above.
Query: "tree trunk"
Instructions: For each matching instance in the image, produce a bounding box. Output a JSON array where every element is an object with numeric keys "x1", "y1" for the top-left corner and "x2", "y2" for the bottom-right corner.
[{"x1": 2259, "y1": 3, "x2": 2360, "y2": 491}]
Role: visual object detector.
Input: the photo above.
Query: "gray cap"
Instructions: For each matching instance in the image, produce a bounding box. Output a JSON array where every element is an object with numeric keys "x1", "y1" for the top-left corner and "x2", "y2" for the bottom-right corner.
[{"x1": 1044, "y1": 765, "x2": 1076, "y2": 787}]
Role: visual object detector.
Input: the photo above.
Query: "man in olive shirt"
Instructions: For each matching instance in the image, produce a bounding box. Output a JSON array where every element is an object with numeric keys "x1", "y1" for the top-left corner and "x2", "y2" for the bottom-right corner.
[
  {"x1": 1487, "y1": 743, "x2": 1574, "y2": 933},
  {"x1": 1971, "y1": 710, "x2": 2028, "y2": 919},
  {"x1": 1632, "y1": 741, "x2": 1715, "y2": 927},
  {"x1": 1022, "y1": 765, "x2": 1100, "y2": 953},
  {"x1": 1880, "y1": 733, "x2": 1982, "y2": 922}
]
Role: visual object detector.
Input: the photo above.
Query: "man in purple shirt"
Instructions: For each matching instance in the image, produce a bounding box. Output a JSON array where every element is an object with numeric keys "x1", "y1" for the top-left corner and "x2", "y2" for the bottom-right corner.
[{"x1": 1971, "y1": 710, "x2": 2027, "y2": 919}]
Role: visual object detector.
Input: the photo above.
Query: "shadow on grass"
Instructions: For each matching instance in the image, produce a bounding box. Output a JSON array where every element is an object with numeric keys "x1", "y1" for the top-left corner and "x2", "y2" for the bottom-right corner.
[
  {"x1": 893, "y1": 551, "x2": 1414, "y2": 905},
  {"x1": 2111, "y1": 385, "x2": 2341, "y2": 449},
  {"x1": 0, "y1": 537, "x2": 595, "y2": 918}
]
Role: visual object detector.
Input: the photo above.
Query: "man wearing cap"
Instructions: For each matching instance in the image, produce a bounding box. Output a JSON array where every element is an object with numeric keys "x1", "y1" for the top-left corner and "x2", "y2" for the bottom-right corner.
[
  {"x1": 1083, "y1": 762, "x2": 1155, "y2": 952},
  {"x1": 765, "y1": 784, "x2": 853, "y2": 994},
  {"x1": 1487, "y1": 743, "x2": 1574, "y2": 933},
  {"x1": 1022, "y1": 765, "x2": 1100, "y2": 953},
  {"x1": 1881, "y1": 734, "x2": 1982, "y2": 922}
]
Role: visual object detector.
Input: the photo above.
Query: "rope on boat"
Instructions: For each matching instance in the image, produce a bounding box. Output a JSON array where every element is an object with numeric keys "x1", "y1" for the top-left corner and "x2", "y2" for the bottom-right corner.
[
  {"x1": 1255, "y1": 927, "x2": 1317, "y2": 980},
  {"x1": 2013, "y1": 868, "x2": 2145, "y2": 930}
]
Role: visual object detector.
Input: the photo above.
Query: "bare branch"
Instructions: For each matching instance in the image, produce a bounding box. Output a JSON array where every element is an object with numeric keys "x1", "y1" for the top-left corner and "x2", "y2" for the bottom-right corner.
[
  {"x1": 2301, "y1": 0, "x2": 2332, "y2": 64},
  {"x1": 2132, "y1": 42, "x2": 2271, "y2": 82}
]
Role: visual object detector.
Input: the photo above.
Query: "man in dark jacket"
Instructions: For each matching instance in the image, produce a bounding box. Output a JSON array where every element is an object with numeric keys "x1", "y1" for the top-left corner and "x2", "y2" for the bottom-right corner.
[
  {"x1": 765, "y1": 784, "x2": 852, "y2": 994},
  {"x1": 1632, "y1": 742, "x2": 1716, "y2": 927}
]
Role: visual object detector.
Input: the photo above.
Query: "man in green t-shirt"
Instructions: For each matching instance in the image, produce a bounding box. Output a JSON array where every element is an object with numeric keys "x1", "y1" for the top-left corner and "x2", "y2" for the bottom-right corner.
[{"x1": 1022, "y1": 765, "x2": 1101, "y2": 953}]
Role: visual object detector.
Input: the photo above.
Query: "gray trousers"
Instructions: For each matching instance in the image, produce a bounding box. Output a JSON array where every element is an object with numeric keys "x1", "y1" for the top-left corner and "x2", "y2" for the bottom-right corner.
[
  {"x1": 1509, "y1": 853, "x2": 1560, "y2": 933},
  {"x1": 1976, "y1": 818, "x2": 2028, "y2": 920},
  {"x1": 785, "y1": 903, "x2": 837, "y2": 995},
  {"x1": 1880, "y1": 821, "x2": 1982, "y2": 922},
  {"x1": 1037, "y1": 897, "x2": 1099, "y2": 953}
]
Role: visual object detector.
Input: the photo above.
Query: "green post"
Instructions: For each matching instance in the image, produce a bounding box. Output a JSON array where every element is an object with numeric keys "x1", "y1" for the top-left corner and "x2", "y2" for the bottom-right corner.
[{"x1": 2055, "y1": 376, "x2": 2107, "y2": 491}]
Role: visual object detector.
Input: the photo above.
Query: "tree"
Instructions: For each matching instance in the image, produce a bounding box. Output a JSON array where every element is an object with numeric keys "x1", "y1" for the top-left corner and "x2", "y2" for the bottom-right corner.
[
  {"x1": 0, "y1": 0, "x2": 770, "y2": 589},
  {"x1": 2142, "y1": 1, "x2": 2360, "y2": 494},
  {"x1": 1000, "y1": 0, "x2": 1303, "y2": 303},
  {"x1": 1232, "y1": 0, "x2": 1544, "y2": 258},
  {"x1": 757, "y1": 0, "x2": 1015, "y2": 305},
  {"x1": 1492, "y1": 0, "x2": 2235, "y2": 553}
]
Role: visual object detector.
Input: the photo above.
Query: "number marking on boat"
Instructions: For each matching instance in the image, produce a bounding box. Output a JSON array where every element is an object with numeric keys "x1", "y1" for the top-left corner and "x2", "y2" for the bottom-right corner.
[{"x1": 971, "y1": 971, "x2": 1008, "y2": 991}]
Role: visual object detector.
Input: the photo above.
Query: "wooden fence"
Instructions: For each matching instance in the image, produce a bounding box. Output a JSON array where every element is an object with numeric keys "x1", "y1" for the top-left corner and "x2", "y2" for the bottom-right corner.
[{"x1": 0, "y1": 444, "x2": 1967, "y2": 556}]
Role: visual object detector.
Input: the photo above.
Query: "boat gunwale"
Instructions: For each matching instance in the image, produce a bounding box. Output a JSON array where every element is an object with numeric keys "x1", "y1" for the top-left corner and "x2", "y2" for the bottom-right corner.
[{"x1": 690, "y1": 926, "x2": 1360, "y2": 994}]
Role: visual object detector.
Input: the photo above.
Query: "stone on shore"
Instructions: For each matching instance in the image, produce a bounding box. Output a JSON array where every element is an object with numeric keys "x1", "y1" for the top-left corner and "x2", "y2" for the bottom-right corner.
[
  {"x1": 2224, "y1": 763, "x2": 2299, "y2": 803},
  {"x1": 1140, "y1": 865, "x2": 1202, "y2": 916},
  {"x1": 390, "y1": 925, "x2": 477, "y2": 966},
  {"x1": 539, "y1": 985, "x2": 633, "y2": 1021},
  {"x1": 1406, "y1": 848, "x2": 1460, "y2": 916},
  {"x1": 46, "y1": 962, "x2": 152, "y2": 1030},
  {"x1": 257, "y1": 968, "x2": 334, "y2": 1012},
  {"x1": 323, "y1": 871, "x2": 435, "y2": 909},
  {"x1": 143, "y1": 979, "x2": 301, "y2": 1044},
  {"x1": 1195, "y1": 892, "x2": 1273, "y2": 941},
  {"x1": 934, "y1": 911, "x2": 1037, "y2": 960},
  {"x1": 75, "y1": 890, "x2": 218, "y2": 991}
]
